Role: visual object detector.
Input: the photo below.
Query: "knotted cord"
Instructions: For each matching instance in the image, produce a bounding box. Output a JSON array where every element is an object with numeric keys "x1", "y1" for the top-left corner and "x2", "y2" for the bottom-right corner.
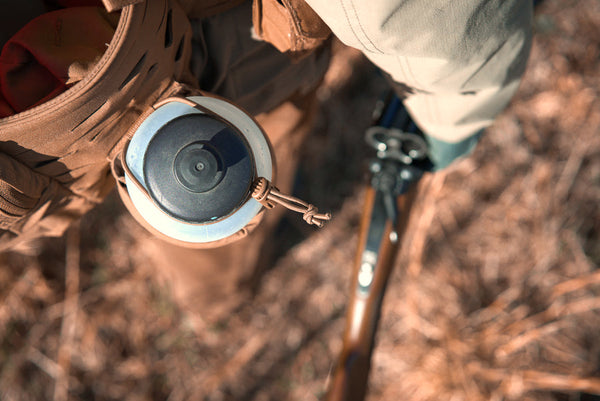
[{"x1": 251, "y1": 177, "x2": 331, "y2": 227}]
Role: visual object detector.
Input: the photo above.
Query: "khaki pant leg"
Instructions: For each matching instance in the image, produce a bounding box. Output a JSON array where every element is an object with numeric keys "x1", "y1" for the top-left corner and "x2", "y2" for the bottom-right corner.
[{"x1": 306, "y1": 0, "x2": 532, "y2": 168}]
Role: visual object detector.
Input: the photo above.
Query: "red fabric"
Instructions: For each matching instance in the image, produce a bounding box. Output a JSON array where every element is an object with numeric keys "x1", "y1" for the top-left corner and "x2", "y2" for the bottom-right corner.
[
  {"x1": 0, "y1": 6, "x2": 117, "y2": 118},
  {"x1": 0, "y1": 93, "x2": 15, "y2": 117}
]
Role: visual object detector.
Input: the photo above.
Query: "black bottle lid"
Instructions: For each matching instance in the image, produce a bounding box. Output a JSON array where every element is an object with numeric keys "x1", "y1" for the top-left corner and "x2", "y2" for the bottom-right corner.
[{"x1": 143, "y1": 113, "x2": 254, "y2": 223}]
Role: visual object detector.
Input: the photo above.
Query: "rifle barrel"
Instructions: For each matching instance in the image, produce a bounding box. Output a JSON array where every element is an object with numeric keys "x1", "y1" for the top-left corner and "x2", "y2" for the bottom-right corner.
[{"x1": 325, "y1": 183, "x2": 419, "y2": 401}]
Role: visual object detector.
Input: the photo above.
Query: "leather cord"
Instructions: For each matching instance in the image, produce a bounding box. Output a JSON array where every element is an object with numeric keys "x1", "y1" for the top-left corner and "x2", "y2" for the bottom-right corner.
[{"x1": 252, "y1": 177, "x2": 331, "y2": 227}]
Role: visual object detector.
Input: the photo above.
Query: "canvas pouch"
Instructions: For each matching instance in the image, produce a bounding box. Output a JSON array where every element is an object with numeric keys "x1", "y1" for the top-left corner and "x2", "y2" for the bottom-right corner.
[{"x1": 0, "y1": 0, "x2": 196, "y2": 250}]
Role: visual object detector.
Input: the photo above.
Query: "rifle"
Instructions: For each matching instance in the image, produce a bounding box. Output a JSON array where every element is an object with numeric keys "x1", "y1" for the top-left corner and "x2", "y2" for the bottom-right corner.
[{"x1": 325, "y1": 92, "x2": 430, "y2": 401}]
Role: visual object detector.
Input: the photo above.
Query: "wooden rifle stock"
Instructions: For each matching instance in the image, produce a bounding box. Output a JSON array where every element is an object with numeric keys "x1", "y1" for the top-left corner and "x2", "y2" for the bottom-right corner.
[{"x1": 325, "y1": 182, "x2": 420, "y2": 401}]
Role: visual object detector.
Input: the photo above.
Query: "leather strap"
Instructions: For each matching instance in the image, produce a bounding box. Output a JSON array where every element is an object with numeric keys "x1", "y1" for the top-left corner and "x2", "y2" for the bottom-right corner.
[{"x1": 101, "y1": 0, "x2": 143, "y2": 12}]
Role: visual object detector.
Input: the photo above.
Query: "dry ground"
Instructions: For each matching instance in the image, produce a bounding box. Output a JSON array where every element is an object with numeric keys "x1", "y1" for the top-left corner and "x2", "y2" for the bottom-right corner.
[{"x1": 1, "y1": 0, "x2": 600, "y2": 400}]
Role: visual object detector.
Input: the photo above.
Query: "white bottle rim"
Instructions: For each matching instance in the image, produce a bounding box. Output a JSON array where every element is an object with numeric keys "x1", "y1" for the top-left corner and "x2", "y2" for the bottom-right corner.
[{"x1": 124, "y1": 96, "x2": 272, "y2": 244}]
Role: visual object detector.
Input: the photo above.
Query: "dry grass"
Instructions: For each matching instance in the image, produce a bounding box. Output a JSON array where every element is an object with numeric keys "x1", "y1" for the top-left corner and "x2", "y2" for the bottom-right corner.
[{"x1": 1, "y1": 0, "x2": 599, "y2": 400}]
